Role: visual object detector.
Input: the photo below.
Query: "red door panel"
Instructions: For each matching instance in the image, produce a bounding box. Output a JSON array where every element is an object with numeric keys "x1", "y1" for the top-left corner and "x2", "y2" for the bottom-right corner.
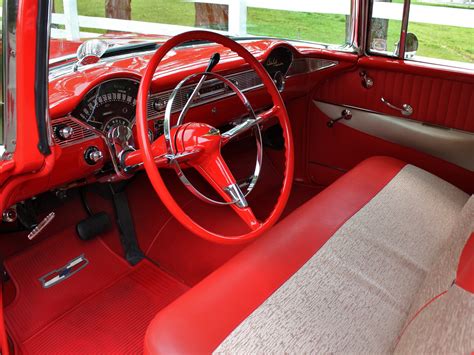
[
  {"x1": 315, "y1": 64, "x2": 474, "y2": 132},
  {"x1": 307, "y1": 58, "x2": 474, "y2": 194}
]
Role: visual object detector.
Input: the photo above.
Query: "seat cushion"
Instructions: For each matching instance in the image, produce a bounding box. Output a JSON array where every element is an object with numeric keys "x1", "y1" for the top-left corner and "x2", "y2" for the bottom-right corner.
[{"x1": 145, "y1": 157, "x2": 469, "y2": 354}]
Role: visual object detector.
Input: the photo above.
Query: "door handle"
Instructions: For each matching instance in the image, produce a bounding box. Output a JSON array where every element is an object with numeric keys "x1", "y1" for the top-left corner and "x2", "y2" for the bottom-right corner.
[{"x1": 381, "y1": 97, "x2": 413, "y2": 116}]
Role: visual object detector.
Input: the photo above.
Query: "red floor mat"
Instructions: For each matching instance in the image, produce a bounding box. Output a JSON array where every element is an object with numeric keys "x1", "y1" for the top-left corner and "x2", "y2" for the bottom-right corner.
[{"x1": 4, "y1": 228, "x2": 188, "y2": 354}]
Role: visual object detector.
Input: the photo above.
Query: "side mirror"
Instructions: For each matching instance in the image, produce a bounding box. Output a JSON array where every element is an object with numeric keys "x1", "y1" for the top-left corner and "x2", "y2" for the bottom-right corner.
[
  {"x1": 393, "y1": 33, "x2": 419, "y2": 59},
  {"x1": 404, "y1": 33, "x2": 418, "y2": 59},
  {"x1": 74, "y1": 39, "x2": 108, "y2": 70}
]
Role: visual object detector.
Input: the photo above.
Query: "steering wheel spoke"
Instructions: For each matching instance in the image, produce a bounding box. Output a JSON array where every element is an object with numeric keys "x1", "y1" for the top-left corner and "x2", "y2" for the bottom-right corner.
[
  {"x1": 193, "y1": 153, "x2": 261, "y2": 230},
  {"x1": 221, "y1": 105, "x2": 280, "y2": 145}
]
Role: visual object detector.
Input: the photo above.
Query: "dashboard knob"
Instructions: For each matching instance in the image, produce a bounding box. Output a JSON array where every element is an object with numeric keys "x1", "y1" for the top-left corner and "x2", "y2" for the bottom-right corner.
[
  {"x1": 2, "y1": 207, "x2": 17, "y2": 223},
  {"x1": 84, "y1": 146, "x2": 103, "y2": 165},
  {"x1": 56, "y1": 125, "x2": 74, "y2": 140},
  {"x1": 153, "y1": 98, "x2": 167, "y2": 111}
]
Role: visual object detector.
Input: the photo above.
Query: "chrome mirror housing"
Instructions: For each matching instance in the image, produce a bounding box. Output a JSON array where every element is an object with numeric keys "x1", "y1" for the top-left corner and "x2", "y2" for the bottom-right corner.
[
  {"x1": 74, "y1": 39, "x2": 108, "y2": 70},
  {"x1": 393, "y1": 33, "x2": 419, "y2": 59},
  {"x1": 404, "y1": 33, "x2": 419, "y2": 59}
]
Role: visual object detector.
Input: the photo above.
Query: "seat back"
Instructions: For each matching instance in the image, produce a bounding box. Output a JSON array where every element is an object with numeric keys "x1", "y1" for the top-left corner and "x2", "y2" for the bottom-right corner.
[{"x1": 395, "y1": 196, "x2": 474, "y2": 354}]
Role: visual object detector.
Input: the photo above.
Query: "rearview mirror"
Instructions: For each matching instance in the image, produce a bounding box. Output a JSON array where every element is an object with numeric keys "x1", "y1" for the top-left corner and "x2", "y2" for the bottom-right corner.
[{"x1": 74, "y1": 39, "x2": 109, "y2": 70}]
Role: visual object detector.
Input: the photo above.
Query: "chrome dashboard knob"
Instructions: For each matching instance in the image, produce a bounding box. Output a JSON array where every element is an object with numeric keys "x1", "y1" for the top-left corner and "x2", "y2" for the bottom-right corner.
[
  {"x1": 153, "y1": 98, "x2": 167, "y2": 112},
  {"x1": 56, "y1": 125, "x2": 74, "y2": 140},
  {"x1": 84, "y1": 146, "x2": 103, "y2": 165},
  {"x1": 2, "y1": 207, "x2": 17, "y2": 223}
]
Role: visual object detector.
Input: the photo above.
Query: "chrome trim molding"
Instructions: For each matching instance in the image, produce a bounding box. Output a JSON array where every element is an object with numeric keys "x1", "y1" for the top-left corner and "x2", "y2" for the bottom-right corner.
[
  {"x1": 286, "y1": 58, "x2": 337, "y2": 77},
  {"x1": 314, "y1": 100, "x2": 474, "y2": 172},
  {"x1": 147, "y1": 69, "x2": 263, "y2": 120},
  {"x1": 2, "y1": 0, "x2": 18, "y2": 158},
  {"x1": 42, "y1": 0, "x2": 54, "y2": 149}
]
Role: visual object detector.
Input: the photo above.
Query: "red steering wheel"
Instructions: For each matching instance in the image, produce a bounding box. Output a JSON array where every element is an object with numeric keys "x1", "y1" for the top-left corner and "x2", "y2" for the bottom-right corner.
[{"x1": 135, "y1": 31, "x2": 294, "y2": 244}]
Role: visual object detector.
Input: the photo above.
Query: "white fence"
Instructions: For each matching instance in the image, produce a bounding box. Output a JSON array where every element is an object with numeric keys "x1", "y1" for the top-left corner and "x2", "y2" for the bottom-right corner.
[{"x1": 48, "y1": 0, "x2": 474, "y2": 40}]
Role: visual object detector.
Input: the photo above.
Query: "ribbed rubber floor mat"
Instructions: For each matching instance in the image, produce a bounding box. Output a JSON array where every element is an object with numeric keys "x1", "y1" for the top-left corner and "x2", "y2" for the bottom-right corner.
[{"x1": 4, "y1": 228, "x2": 188, "y2": 354}]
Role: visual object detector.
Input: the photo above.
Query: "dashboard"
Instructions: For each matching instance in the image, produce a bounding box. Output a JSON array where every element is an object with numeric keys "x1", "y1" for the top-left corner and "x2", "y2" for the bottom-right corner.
[
  {"x1": 55, "y1": 46, "x2": 296, "y2": 146},
  {"x1": 34, "y1": 40, "x2": 339, "y2": 203}
]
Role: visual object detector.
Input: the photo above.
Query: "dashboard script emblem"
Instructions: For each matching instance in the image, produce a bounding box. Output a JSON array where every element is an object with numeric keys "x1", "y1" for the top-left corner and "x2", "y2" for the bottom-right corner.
[{"x1": 39, "y1": 254, "x2": 89, "y2": 288}]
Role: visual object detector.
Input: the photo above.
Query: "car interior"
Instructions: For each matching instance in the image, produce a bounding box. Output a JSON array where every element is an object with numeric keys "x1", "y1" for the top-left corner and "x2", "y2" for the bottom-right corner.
[{"x1": 0, "y1": 0, "x2": 472, "y2": 354}]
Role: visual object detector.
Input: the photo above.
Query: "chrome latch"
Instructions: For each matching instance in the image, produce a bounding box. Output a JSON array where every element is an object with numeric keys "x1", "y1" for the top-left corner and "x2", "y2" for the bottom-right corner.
[
  {"x1": 360, "y1": 71, "x2": 374, "y2": 89},
  {"x1": 381, "y1": 97, "x2": 413, "y2": 116}
]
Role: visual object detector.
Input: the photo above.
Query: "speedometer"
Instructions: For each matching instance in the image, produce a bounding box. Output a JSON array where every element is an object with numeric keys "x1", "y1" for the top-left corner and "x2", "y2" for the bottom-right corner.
[{"x1": 72, "y1": 78, "x2": 139, "y2": 134}]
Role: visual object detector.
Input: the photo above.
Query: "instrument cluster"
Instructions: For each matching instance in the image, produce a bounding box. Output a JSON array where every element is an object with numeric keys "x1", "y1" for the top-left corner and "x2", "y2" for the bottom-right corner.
[{"x1": 71, "y1": 79, "x2": 140, "y2": 137}]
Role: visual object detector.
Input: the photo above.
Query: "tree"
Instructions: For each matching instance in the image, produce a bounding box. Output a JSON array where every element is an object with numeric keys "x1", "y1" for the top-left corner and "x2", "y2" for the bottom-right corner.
[
  {"x1": 194, "y1": 3, "x2": 228, "y2": 31},
  {"x1": 105, "y1": 0, "x2": 132, "y2": 20},
  {"x1": 369, "y1": 0, "x2": 392, "y2": 51}
]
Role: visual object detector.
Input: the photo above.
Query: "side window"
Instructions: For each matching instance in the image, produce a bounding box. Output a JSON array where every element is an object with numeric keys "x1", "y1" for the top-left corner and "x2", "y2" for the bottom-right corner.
[
  {"x1": 368, "y1": 0, "x2": 474, "y2": 69},
  {"x1": 368, "y1": 0, "x2": 403, "y2": 57},
  {"x1": 406, "y1": 2, "x2": 473, "y2": 67}
]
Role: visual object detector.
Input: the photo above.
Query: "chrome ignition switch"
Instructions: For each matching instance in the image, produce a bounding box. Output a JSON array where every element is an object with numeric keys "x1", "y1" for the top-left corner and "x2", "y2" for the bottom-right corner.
[{"x1": 84, "y1": 146, "x2": 104, "y2": 165}]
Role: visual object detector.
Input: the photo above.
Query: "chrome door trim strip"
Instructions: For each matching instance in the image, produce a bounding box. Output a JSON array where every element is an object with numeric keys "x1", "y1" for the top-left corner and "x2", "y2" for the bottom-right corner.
[{"x1": 314, "y1": 100, "x2": 474, "y2": 172}]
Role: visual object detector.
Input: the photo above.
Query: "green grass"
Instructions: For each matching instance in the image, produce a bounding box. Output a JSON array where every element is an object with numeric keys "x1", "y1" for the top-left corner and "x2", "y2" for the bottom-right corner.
[
  {"x1": 49, "y1": 0, "x2": 474, "y2": 63},
  {"x1": 383, "y1": 19, "x2": 474, "y2": 62}
]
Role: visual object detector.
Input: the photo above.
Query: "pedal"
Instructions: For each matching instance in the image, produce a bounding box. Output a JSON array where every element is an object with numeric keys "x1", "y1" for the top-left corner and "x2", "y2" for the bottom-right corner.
[
  {"x1": 110, "y1": 184, "x2": 145, "y2": 265},
  {"x1": 76, "y1": 212, "x2": 112, "y2": 241},
  {"x1": 28, "y1": 212, "x2": 55, "y2": 240}
]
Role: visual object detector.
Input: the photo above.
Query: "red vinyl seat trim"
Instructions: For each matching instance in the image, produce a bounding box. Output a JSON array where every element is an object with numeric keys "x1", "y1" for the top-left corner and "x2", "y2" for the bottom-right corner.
[
  {"x1": 456, "y1": 232, "x2": 474, "y2": 293},
  {"x1": 145, "y1": 156, "x2": 407, "y2": 354}
]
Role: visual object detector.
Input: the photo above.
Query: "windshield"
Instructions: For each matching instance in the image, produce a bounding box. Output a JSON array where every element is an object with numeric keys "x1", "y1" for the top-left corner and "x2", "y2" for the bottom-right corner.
[{"x1": 49, "y1": 0, "x2": 354, "y2": 65}]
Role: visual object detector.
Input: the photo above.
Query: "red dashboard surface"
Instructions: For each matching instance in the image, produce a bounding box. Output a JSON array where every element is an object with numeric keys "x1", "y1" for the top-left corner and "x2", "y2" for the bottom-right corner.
[{"x1": 1, "y1": 39, "x2": 356, "y2": 208}]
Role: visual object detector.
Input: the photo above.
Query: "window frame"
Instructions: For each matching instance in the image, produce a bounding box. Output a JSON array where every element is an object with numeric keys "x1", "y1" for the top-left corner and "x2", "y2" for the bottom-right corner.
[
  {"x1": 365, "y1": 0, "x2": 473, "y2": 69},
  {"x1": 364, "y1": 0, "x2": 411, "y2": 60},
  {"x1": 1, "y1": 0, "x2": 18, "y2": 159}
]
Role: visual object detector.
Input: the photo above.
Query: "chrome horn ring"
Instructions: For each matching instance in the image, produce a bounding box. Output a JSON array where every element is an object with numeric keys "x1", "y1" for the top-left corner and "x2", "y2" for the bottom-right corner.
[{"x1": 163, "y1": 71, "x2": 263, "y2": 206}]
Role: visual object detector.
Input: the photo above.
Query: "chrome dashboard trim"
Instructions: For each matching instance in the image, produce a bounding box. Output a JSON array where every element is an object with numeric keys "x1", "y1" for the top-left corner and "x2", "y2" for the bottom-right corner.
[
  {"x1": 314, "y1": 100, "x2": 474, "y2": 172},
  {"x1": 146, "y1": 69, "x2": 264, "y2": 120},
  {"x1": 146, "y1": 59, "x2": 338, "y2": 120},
  {"x1": 286, "y1": 58, "x2": 338, "y2": 77},
  {"x1": 51, "y1": 116, "x2": 100, "y2": 147}
]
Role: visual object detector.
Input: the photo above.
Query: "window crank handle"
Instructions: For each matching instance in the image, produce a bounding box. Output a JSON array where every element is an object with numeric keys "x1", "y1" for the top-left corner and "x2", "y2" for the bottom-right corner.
[
  {"x1": 381, "y1": 98, "x2": 413, "y2": 116},
  {"x1": 327, "y1": 109, "x2": 352, "y2": 128}
]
